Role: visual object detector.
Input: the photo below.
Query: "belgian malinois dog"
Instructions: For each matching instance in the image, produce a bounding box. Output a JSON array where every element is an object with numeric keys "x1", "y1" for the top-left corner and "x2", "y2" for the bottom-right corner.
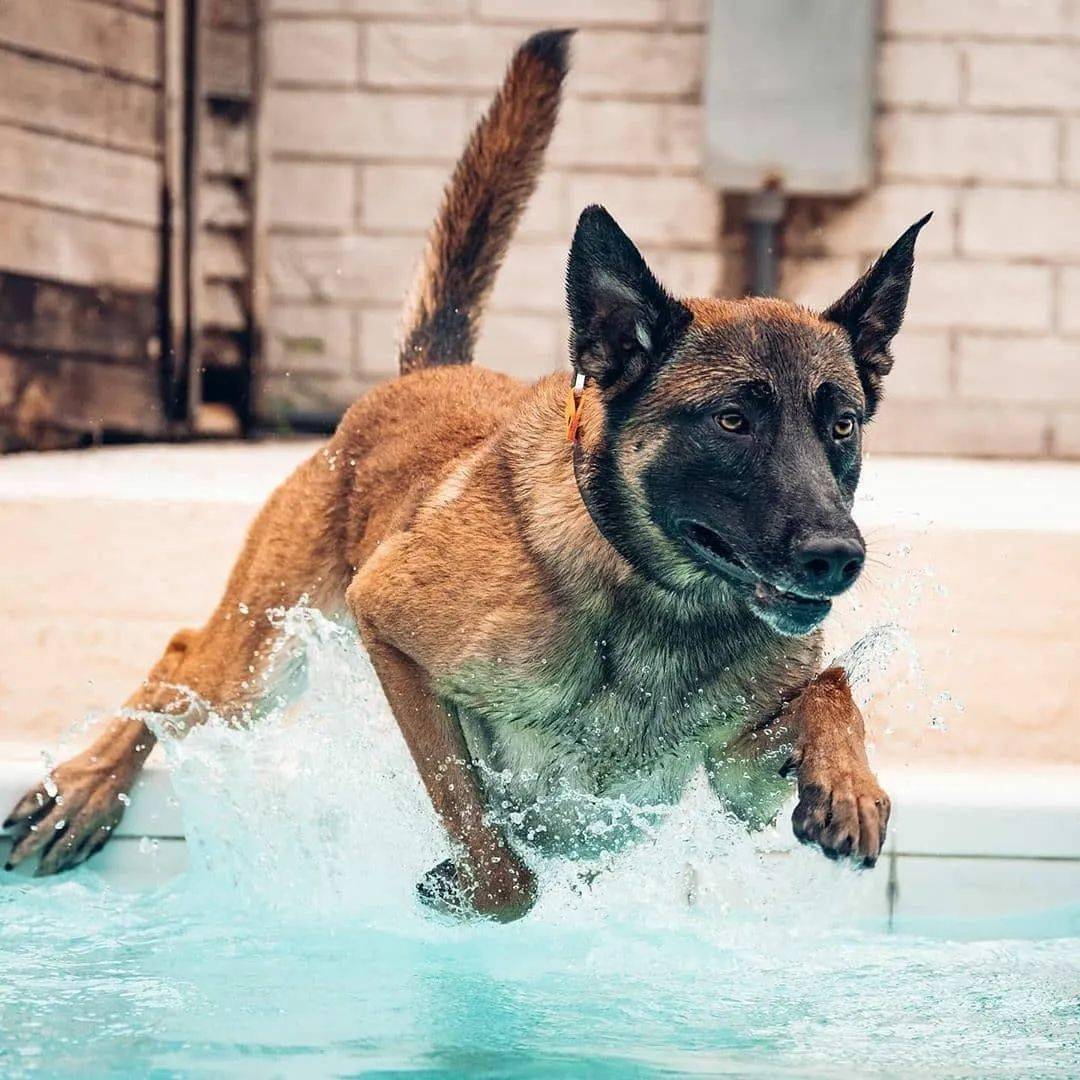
[{"x1": 5, "y1": 30, "x2": 925, "y2": 921}]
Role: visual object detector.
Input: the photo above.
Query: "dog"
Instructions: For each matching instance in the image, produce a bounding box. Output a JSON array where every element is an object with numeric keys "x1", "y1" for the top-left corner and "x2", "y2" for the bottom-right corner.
[{"x1": 5, "y1": 29, "x2": 923, "y2": 921}]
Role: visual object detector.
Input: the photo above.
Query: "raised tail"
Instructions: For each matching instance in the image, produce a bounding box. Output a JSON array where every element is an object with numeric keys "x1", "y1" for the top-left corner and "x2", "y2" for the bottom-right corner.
[{"x1": 397, "y1": 29, "x2": 573, "y2": 375}]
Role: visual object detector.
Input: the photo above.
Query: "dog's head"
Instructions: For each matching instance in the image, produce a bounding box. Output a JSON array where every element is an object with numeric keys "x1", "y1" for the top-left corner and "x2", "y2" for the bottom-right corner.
[{"x1": 567, "y1": 205, "x2": 929, "y2": 636}]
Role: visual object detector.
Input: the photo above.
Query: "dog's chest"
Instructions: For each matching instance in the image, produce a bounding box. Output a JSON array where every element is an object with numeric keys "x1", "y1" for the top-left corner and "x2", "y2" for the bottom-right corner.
[{"x1": 439, "y1": 597, "x2": 793, "y2": 850}]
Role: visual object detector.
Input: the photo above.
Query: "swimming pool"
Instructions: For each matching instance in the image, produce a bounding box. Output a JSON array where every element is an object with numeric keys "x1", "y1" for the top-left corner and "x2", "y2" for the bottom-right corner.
[{"x1": 2, "y1": 613, "x2": 1078, "y2": 1078}]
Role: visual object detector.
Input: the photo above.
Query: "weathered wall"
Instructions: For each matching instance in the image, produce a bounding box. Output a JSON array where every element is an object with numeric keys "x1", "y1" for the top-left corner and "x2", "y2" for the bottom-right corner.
[
  {"x1": 262, "y1": 0, "x2": 1080, "y2": 459},
  {"x1": 783, "y1": 0, "x2": 1080, "y2": 458},
  {"x1": 261, "y1": 0, "x2": 719, "y2": 424},
  {"x1": 0, "y1": 0, "x2": 166, "y2": 448}
]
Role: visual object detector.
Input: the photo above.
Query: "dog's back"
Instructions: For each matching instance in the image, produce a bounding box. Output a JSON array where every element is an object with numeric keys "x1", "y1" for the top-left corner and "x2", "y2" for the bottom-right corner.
[
  {"x1": 333, "y1": 31, "x2": 572, "y2": 561},
  {"x1": 396, "y1": 29, "x2": 572, "y2": 376}
]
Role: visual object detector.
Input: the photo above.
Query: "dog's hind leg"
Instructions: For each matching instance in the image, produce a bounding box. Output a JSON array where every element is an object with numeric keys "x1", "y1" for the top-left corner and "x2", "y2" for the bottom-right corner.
[
  {"x1": 4, "y1": 449, "x2": 352, "y2": 876},
  {"x1": 3, "y1": 604, "x2": 288, "y2": 875},
  {"x1": 5, "y1": 627, "x2": 200, "y2": 874}
]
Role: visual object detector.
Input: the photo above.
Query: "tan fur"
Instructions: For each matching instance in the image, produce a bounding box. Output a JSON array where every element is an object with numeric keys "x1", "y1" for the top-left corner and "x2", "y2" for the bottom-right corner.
[
  {"x1": 6, "y1": 33, "x2": 888, "y2": 913},
  {"x1": 5, "y1": 360, "x2": 885, "y2": 895},
  {"x1": 398, "y1": 30, "x2": 571, "y2": 374}
]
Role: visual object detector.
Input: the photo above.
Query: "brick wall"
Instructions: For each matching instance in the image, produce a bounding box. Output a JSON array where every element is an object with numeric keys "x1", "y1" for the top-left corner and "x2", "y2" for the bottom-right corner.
[
  {"x1": 261, "y1": 0, "x2": 718, "y2": 423},
  {"x1": 262, "y1": 0, "x2": 1080, "y2": 459}
]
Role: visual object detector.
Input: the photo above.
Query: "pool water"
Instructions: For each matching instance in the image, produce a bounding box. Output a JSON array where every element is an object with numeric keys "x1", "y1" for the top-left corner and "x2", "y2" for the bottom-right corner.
[{"x1": 1, "y1": 612, "x2": 1077, "y2": 1078}]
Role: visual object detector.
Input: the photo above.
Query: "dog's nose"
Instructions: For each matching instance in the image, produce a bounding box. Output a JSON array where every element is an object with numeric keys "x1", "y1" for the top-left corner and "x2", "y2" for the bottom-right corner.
[{"x1": 796, "y1": 537, "x2": 865, "y2": 596}]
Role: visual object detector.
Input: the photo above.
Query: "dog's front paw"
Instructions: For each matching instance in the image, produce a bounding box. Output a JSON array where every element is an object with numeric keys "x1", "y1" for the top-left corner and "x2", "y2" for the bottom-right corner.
[
  {"x1": 417, "y1": 853, "x2": 537, "y2": 923},
  {"x1": 789, "y1": 760, "x2": 890, "y2": 868}
]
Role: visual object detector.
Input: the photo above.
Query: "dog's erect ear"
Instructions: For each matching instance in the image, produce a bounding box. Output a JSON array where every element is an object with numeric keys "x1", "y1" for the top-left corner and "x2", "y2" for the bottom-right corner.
[
  {"x1": 822, "y1": 212, "x2": 932, "y2": 416},
  {"x1": 566, "y1": 205, "x2": 690, "y2": 388}
]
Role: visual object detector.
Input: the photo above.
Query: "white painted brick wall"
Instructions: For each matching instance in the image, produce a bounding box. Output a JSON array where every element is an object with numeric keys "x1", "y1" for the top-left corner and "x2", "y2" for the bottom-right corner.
[
  {"x1": 906, "y1": 261, "x2": 1053, "y2": 332},
  {"x1": 1057, "y1": 268, "x2": 1080, "y2": 335},
  {"x1": 879, "y1": 113, "x2": 1058, "y2": 185},
  {"x1": 267, "y1": 161, "x2": 355, "y2": 229},
  {"x1": 268, "y1": 19, "x2": 361, "y2": 85},
  {"x1": 1053, "y1": 412, "x2": 1080, "y2": 455},
  {"x1": 475, "y1": 0, "x2": 664, "y2": 27},
  {"x1": 962, "y1": 189, "x2": 1080, "y2": 260},
  {"x1": 261, "y1": 0, "x2": 1080, "y2": 458},
  {"x1": 958, "y1": 336, "x2": 1080, "y2": 405},
  {"x1": 882, "y1": 0, "x2": 1068, "y2": 38},
  {"x1": 966, "y1": 43, "x2": 1080, "y2": 111},
  {"x1": 878, "y1": 41, "x2": 960, "y2": 109}
]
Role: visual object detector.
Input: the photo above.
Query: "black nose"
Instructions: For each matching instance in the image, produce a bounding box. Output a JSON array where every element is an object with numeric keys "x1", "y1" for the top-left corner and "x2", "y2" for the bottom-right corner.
[{"x1": 796, "y1": 537, "x2": 865, "y2": 596}]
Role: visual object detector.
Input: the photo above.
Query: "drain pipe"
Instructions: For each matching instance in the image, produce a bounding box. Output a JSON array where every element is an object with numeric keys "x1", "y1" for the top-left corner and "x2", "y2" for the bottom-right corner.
[{"x1": 746, "y1": 186, "x2": 786, "y2": 297}]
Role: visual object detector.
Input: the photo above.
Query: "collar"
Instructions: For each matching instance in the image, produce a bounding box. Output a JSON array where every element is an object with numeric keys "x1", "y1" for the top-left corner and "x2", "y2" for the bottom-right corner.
[{"x1": 567, "y1": 372, "x2": 663, "y2": 581}]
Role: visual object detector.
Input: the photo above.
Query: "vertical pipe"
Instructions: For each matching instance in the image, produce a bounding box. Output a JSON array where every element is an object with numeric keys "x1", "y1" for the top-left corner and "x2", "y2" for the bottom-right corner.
[{"x1": 746, "y1": 187, "x2": 785, "y2": 298}]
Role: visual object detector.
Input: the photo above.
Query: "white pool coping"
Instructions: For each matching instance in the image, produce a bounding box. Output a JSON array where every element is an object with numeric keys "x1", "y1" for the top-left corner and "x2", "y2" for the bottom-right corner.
[
  {"x1": 1, "y1": 443, "x2": 1079, "y2": 533},
  {"x1": 1, "y1": 744, "x2": 1075, "y2": 853},
  {"x1": 0, "y1": 440, "x2": 316, "y2": 506}
]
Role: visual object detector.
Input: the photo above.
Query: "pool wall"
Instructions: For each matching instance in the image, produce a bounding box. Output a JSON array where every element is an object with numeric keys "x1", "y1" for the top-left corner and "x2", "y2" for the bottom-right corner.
[{"x1": 2, "y1": 751, "x2": 1078, "y2": 924}]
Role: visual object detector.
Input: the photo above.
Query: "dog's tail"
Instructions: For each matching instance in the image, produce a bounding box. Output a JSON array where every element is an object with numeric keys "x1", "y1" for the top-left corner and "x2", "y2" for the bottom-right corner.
[{"x1": 397, "y1": 29, "x2": 573, "y2": 375}]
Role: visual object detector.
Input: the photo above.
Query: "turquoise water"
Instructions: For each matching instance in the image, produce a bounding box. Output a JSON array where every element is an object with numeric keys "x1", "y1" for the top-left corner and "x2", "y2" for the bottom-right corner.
[{"x1": 2, "y1": 612, "x2": 1077, "y2": 1078}]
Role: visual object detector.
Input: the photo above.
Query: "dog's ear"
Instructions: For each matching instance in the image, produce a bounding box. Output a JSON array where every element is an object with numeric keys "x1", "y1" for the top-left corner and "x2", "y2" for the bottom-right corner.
[
  {"x1": 566, "y1": 205, "x2": 690, "y2": 388},
  {"x1": 822, "y1": 212, "x2": 932, "y2": 416}
]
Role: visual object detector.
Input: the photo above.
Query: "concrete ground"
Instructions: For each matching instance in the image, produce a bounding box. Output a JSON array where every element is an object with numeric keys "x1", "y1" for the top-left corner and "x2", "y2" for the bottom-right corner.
[{"x1": 1, "y1": 441, "x2": 1078, "y2": 770}]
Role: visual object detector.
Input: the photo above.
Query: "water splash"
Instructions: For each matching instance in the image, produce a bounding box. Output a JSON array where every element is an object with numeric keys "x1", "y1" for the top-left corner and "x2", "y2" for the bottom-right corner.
[
  {"x1": 139, "y1": 607, "x2": 876, "y2": 935},
  {"x1": 146, "y1": 608, "x2": 450, "y2": 925},
  {"x1": 830, "y1": 621, "x2": 923, "y2": 702},
  {"x1": 3, "y1": 608, "x2": 1077, "y2": 1077},
  {"x1": 830, "y1": 615, "x2": 965, "y2": 738}
]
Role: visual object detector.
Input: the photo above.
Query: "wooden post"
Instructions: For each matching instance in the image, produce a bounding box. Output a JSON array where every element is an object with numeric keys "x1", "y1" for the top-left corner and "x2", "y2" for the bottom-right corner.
[
  {"x1": 246, "y1": 0, "x2": 269, "y2": 434},
  {"x1": 162, "y1": 0, "x2": 188, "y2": 426},
  {"x1": 185, "y1": 0, "x2": 205, "y2": 425}
]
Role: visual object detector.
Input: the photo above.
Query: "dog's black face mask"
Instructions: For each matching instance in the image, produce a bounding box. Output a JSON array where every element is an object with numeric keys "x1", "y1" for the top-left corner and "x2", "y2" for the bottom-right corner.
[{"x1": 566, "y1": 205, "x2": 929, "y2": 636}]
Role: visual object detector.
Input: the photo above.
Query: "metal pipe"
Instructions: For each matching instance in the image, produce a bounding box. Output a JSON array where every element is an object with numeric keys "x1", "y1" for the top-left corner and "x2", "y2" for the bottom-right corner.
[{"x1": 746, "y1": 187, "x2": 786, "y2": 297}]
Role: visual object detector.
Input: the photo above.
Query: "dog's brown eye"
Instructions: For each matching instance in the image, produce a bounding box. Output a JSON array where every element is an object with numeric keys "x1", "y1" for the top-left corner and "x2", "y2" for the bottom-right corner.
[
  {"x1": 717, "y1": 411, "x2": 748, "y2": 434},
  {"x1": 833, "y1": 416, "x2": 856, "y2": 440}
]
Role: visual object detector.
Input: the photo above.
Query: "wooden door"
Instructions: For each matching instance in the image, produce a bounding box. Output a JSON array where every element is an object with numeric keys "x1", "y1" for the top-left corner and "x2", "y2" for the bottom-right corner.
[{"x1": 0, "y1": 0, "x2": 261, "y2": 451}]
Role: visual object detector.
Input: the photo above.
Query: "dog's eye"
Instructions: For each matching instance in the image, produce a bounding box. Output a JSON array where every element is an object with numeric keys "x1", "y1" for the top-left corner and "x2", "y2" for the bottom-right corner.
[
  {"x1": 717, "y1": 411, "x2": 749, "y2": 434},
  {"x1": 833, "y1": 416, "x2": 856, "y2": 440}
]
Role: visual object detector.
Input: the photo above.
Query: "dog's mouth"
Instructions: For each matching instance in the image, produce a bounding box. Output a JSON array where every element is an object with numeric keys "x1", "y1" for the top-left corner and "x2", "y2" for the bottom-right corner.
[
  {"x1": 680, "y1": 521, "x2": 832, "y2": 636},
  {"x1": 681, "y1": 522, "x2": 754, "y2": 583}
]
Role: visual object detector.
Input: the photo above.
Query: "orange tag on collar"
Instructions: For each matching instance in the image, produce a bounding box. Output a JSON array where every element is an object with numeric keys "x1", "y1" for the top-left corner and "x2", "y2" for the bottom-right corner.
[{"x1": 565, "y1": 373, "x2": 586, "y2": 442}]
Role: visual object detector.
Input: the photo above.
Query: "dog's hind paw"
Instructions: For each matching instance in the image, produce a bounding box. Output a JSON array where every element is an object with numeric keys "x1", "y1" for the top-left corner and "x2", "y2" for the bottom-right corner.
[{"x1": 3, "y1": 751, "x2": 134, "y2": 876}]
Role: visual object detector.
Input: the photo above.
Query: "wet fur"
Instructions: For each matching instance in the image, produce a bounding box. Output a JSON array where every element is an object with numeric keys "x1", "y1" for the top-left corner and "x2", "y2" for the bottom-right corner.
[{"x1": 6, "y1": 30, "x2": 903, "y2": 914}]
